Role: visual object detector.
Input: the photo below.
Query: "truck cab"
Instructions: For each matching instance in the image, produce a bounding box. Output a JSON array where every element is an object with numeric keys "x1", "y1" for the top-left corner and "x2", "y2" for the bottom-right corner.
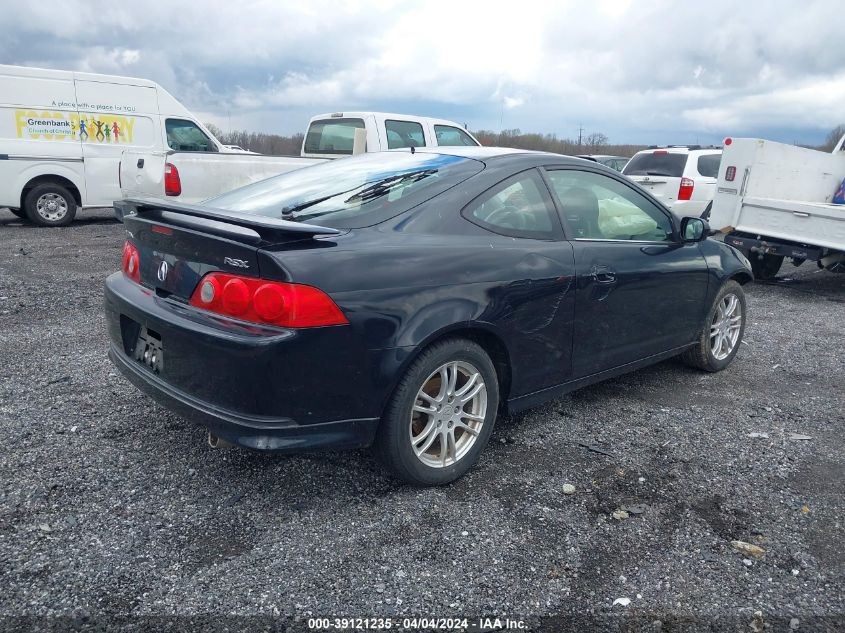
[{"x1": 301, "y1": 112, "x2": 479, "y2": 158}]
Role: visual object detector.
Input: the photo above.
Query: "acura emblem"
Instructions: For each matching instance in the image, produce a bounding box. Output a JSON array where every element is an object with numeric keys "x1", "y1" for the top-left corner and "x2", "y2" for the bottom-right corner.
[{"x1": 157, "y1": 260, "x2": 169, "y2": 283}]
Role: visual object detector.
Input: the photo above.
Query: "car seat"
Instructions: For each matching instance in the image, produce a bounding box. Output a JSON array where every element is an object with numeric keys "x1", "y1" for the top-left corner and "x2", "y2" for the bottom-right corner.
[{"x1": 561, "y1": 187, "x2": 602, "y2": 238}]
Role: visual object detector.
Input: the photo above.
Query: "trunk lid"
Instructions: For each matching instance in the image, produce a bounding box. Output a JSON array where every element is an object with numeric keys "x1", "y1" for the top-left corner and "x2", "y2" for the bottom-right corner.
[
  {"x1": 117, "y1": 198, "x2": 340, "y2": 301},
  {"x1": 623, "y1": 151, "x2": 688, "y2": 205},
  {"x1": 627, "y1": 174, "x2": 682, "y2": 204}
]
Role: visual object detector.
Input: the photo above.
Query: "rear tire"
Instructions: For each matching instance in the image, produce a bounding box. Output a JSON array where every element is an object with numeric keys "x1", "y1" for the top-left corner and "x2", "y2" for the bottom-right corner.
[
  {"x1": 682, "y1": 280, "x2": 746, "y2": 372},
  {"x1": 24, "y1": 183, "x2": 77, "y2": 227},
  {"x1": 749, "y1": 253, "x2": 783, "y2": 280},
  {"x1": 375, "y1": 338, "x2": 499, "y2": 486}
]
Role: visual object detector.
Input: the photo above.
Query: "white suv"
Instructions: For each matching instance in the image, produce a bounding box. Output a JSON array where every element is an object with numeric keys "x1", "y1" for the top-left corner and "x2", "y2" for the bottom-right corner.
[{"x1": 622, "y1": 146, "x2": 722, "y2": 219}]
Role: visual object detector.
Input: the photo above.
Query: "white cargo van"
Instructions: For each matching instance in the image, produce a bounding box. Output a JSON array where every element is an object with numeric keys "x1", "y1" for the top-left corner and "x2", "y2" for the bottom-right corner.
[{"x1": 0, "y1": 64, "x2": 225, "y2": 226}]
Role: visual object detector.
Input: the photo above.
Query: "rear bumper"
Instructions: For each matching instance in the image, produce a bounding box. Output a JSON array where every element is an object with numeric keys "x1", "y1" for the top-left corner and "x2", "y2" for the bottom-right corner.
[
  {"x1": 104, "y1": 272, "x2": 383, "y2": 452},
  {"x1": 724, "y1": 233, "x2": 825, "y2": 262},
  {"x1": 109, "y1": 344, "x2": 379, "y2": 451}
]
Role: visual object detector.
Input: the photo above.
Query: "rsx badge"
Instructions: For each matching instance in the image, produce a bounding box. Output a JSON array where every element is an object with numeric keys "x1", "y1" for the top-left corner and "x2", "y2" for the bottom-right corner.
[{"x1": 223, "y1": 257, "x2": 250, "y2": 269}]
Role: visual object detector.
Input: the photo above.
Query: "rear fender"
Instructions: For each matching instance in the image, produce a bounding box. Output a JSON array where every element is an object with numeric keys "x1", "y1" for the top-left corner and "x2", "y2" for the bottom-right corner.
[{"x1": 15, "y1": 162, "x2": 86, "y2": 206}]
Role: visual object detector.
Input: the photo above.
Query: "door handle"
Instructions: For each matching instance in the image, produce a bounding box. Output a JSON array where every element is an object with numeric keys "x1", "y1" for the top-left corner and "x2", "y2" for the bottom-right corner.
[
  {"x1": 137, "y1": 158, "x2": 144, "y2": 168},
  {"x1": 591, "y1": 266, "x2": 617, "y2": 285}
]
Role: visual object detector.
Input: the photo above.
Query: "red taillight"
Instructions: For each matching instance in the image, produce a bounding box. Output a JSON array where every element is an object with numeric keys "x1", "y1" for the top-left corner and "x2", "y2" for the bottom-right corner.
[
  {"x1": 724, "y1": 137, "x2": 732, "y2": 146},
  {"x1": 164, "y1": 162, "x2": 181, "y2": 196},
  {"x1": 189, "y1": 272, "x2": 348, "y2": 328},
  {"x1": 725, "y1": 166, "x2": 736, "y2": 182},
  {"x1": 678, "y1": 177, "x2": 695, "y2": 201},
  {"x1": 122, "y1": 241, "x2": 141, "y2": 283}
]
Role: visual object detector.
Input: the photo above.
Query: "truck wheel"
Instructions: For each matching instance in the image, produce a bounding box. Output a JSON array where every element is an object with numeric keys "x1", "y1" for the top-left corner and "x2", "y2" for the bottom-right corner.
[
  {"x1": 24, "y1": 183, "x2": 77, "y2": 227},
  {"x1": 375, "y1": 338, "x2": 499, "y2": 486},
  {"x1": 682, "y1": 280, "x2": 746, "y2": 372},
  {"x1": 749, "y1": 253, "x2": 783, "y2": 280}
]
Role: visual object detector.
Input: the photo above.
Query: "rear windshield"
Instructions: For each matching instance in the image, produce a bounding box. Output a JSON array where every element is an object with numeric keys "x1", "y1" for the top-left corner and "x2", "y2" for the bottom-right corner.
[
  {"x1": 303, "y1": 118, "x2": 365, "y2": 155},
  {"x1": 208, "y1": 152, "x2": 483, "y2": 229},
  {"x1": 623, "y1": 152, "x2": 687, "y2": 177},
  {"x1": 696, "y1": 154, "x2": 721, "y2": 178}
]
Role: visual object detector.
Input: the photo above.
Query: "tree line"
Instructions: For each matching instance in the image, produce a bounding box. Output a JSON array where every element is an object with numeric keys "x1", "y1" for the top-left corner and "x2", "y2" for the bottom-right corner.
[{"x1": 206, "y1": 122, "x2": 845, "y2": 157}]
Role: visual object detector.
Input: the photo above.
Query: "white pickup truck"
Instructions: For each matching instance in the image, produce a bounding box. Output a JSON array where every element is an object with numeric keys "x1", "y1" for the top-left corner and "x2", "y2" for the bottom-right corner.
[
  {"x1": 708, "y1": 135, "x2": 845, "y2": 279},
  {"x1": 119, "y1": 111, "x2": 480, "y2": 207}
]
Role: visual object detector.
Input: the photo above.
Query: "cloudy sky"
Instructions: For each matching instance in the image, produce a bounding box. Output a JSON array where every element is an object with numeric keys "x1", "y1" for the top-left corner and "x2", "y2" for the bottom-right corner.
[{"x1": 2, "y1": 0, "x2": 842, "y2": 145}]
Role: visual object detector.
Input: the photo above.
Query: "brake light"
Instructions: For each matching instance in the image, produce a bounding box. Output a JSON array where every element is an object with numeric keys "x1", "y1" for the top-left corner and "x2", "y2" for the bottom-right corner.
[
  {"x1": 725, "y1": 166, "x2": 736, "y2": 182},
  {"x1": 122, "y1": 241, "x2": 141, "y2": 283},
  {"x1": 724, "y1": 137, "x2": 732, "y2": 146},
  {"x1": 678, "y1": 177, "x2": 695, "y2": 200},
  {"x1": 653, "y1": 150, "x2": 668, "y2": 154},
  {"x1": 164, "y1": 162, "x2": 181, "y2": 196},
  {"x1": 189, "y1": 272, "x2": 348, "y2": 328}
]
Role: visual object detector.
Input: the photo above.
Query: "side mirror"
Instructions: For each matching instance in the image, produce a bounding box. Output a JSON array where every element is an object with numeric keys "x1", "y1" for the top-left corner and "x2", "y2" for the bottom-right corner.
[{"x1": 681, "y1": 217, "x2": 709, "y2": 242}]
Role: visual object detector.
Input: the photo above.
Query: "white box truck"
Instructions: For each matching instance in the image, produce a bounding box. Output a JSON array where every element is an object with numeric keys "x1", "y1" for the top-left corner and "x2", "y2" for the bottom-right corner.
[
  {"x1": 708, "y1": 135, "x2": 845, "y2": 279},
  {"x1": 0, "y1": 64, "x2": 236, "y2": 226}
]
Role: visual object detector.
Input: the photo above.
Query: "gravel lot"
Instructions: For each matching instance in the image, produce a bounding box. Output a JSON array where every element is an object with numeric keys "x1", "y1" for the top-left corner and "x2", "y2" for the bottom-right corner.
[{"x1": 0, "y1": 207, "x2": 843, "y2": 632}]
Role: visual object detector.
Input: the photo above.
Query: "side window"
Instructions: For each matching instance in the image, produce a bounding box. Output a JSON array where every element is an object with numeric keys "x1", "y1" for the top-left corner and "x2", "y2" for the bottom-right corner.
[
  {"x1": 434, "y1": 124, "x2": 478, "y2": 147},
  {"x1": 696, "y1": 154, "x2": 721, "y2": 178},
  {"x1": 385, "y1": 119, "x2": 425, "y2": 149},
  {"x1": 546, "y1": 169, "x2": 673, "y2": 242},
  {"x1": 463, "y1": 170, "x2": 557, "y2": 239},
  {"x1": 165, "y1": 119, "x2": 217, "y2": 152}
]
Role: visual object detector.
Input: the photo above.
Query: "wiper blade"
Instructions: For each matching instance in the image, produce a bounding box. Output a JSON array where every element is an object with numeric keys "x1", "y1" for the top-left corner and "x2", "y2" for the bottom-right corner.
[
  {"x1": 278, "y1": 169, "x2": 436, "y2": 220},
  {"x1": 345, "y1": 170, "x2": 435, "y2": 204},
  {"x1": 645, "y1": 171, "x2": 673, "y2": 176},
  {"x1": 280, "y1": 193, "x2": 337, "y2": 217}
]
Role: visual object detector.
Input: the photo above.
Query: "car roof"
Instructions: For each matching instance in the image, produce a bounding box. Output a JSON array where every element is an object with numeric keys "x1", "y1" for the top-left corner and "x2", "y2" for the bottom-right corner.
[
  {"x1": 396, "y1": 146, "x2": 613, "y2": 169},
  {"x1": 399, "y1": 146, "x2": 535, "y2": 159},
  {"x1": 576, "y1": 154, "x2": 627, "y2": 160},
  {"x1": 635, "y1": 146, "x2": 722, "y2": 155}
]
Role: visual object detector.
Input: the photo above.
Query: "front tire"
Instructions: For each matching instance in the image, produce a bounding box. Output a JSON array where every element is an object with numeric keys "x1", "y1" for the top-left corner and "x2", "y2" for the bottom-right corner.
[
  {"x1": 682, "y1": 280, "x2": 746, "y2": 372},
  {"x1": 375, "y1": 338, "x2": 499, "y2": 486},
  {"x1": 24, "y1": 183, "x2": 77, "y2": 227}
]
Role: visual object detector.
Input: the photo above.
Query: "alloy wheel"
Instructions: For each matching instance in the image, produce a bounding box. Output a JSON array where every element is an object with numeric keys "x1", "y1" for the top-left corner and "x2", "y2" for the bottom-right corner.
[
  {"x1": 409, "y1": 360, "x2": 487, "y2": 468},
  {"x1": 710, "y1": 293, "x2": 742, "y2": 360}
]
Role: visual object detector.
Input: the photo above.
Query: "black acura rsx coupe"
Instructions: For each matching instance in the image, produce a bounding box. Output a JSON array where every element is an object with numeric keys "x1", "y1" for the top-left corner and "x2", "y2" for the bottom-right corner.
[{"x1": 106, "y1": 147, "x2": 753, "y2": 485}]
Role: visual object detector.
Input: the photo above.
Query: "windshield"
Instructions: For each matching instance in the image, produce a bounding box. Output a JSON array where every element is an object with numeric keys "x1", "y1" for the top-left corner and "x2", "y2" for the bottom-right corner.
[
  {"x1": 623, "y1": 152, "x2": 687, "y2": 177},
  {"x1": 208, "y1": 151, "x2": 483, "y2": 229}
]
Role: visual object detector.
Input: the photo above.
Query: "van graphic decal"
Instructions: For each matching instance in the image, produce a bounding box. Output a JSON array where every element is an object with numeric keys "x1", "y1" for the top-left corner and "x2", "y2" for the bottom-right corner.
[{"x1": 14, "y1": 110, "x2": 136, "y2": 143}]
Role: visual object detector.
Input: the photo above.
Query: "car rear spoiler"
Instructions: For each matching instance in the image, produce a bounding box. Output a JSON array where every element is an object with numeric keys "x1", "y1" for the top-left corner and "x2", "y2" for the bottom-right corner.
[{"x1": 115, "y1": 197, "x2": 341, "y2": 245}]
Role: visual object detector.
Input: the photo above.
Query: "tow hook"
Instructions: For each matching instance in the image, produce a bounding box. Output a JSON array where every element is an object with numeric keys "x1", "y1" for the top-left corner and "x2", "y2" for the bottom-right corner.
[{"x1": 207, "y1": 431, "x2": 233, "y2": 449}]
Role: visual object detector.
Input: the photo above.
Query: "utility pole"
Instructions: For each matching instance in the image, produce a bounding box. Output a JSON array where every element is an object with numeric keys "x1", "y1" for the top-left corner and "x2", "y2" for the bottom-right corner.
[{"x1": 578, "y1": 123, "x2": 584, "y2": 147}]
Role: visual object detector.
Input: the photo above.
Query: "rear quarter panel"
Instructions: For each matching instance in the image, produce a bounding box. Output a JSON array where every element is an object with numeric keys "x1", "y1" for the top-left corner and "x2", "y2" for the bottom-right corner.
[{"x1": 267, "y1": 228, "x2": 577, "y2": 406}]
